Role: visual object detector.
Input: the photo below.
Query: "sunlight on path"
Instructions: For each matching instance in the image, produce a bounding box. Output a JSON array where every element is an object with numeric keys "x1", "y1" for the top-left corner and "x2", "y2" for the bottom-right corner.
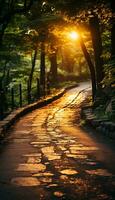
[{"x1": 0, "y1": 82, "x2": 115, "y2": 200}]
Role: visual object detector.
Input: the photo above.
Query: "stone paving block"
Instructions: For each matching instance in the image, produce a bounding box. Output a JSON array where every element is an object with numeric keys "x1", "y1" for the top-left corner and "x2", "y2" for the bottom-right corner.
[{"x1": 0, "y1": 121, "x2": 7, "y2": 126}]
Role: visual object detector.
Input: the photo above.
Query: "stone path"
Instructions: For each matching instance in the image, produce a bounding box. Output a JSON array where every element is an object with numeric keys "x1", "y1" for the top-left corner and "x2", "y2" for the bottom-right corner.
[{"x1": 0, "y1": 82, "x2": 115, "y2": 200}]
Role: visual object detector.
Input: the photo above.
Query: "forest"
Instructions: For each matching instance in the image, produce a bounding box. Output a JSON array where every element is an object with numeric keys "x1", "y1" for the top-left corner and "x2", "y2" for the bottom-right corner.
[{"x1": 0, "y1": 0, "x2": 115, "y2": 120}]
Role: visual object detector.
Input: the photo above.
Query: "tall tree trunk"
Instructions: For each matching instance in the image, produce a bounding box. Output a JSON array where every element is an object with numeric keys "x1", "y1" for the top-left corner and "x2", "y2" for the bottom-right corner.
[
  {"x1": 40, "y1": 42, "x2": 46, "y2": 95},
  {"x1": 1, "y1": 60, "x2": 7, "y2": 82},
  {"x1": 89, "y1": 15, "x2": 104, "y2": 88},
  {"x1": 28, "y1": 48, "x2": 38, "y2": 93},
  {"x1": 111, "y1": 24, "x2": 115, "y2": 58},
  {"x1": 50, "y1": 50, "x2": 58, "y2": 84},
  {"x1": 0, "y1": 79, "x2": 4, "y2": 119},
  {"x1": 0, "y1": 21, "x2": 10, "y2": 46},
  {"x1": 5, "y1": 69, "x2": 10, "y2": 87},
  {"x1": 79, "y1": 35, "x2": 96, "y2": 101},
  {"x1": 111, "y1": 0, "x2": 115, "y2": 58}
]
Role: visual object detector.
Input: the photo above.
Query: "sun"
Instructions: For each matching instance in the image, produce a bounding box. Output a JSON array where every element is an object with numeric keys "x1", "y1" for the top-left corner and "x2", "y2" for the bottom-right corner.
[{"x1": 69, "y1": 31, "x2": 79, "y2": 40}]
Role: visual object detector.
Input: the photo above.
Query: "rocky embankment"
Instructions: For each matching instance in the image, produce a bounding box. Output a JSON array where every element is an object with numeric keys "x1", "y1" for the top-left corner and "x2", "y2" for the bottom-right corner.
[{"x1": 81, "y1": 104, "x2": 115, "y2": 140}]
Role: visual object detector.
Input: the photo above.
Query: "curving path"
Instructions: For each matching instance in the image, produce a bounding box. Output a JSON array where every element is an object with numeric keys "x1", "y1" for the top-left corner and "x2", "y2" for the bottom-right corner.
[{"x1": 0, "y1": 82, "x2": 115, "y2": 200}]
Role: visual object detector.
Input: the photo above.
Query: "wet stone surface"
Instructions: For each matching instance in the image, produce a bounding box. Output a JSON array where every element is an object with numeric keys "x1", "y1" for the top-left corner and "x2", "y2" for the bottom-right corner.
[{"x1": 0, "y1": 82, "x2": 115, "y2": 200}]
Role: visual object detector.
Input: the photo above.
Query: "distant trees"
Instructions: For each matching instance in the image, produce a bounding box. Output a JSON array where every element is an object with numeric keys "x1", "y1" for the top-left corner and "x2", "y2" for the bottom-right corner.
[
  {"x1": 0, "y1": 0, "x2": 114, "y2": 104},
  {"x1": 51, "y1": 0, "x2": 113, "y2": 99}
]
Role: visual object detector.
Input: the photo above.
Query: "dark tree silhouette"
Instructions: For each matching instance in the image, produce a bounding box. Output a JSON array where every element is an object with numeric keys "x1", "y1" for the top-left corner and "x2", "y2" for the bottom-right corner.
[
  {"x1": 79, "y1": 35, "x2": 96, "y2": 101},
  {"x1": 49, "y1": 48, "x2": 58, "y2": 84},
  {"x1": 111, "y1": 0, "x2": 115, "y2": 58},
  {"x1": 40, "y1": 41, "x2": 46, "y2": 95},
  {"x1": 89, "y1": 15, "x2": 104, "y2": 88}
]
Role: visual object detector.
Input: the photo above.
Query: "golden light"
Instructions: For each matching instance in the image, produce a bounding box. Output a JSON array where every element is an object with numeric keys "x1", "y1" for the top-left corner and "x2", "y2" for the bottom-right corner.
[{"x1": 69, "y1": 31, "x2": 79, "y2": 40}]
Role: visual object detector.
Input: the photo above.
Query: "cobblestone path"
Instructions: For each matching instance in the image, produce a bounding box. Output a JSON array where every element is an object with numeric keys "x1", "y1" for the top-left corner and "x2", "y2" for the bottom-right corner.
[{"x1": 0, "y1": 82, "x2": 115, "y2": 200}]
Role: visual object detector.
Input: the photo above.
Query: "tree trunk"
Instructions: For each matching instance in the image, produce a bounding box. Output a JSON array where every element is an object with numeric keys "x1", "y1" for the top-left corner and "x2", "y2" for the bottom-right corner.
[
  {"x1": 111, "y1": 24, "x2": 115, "y2": 58},
  {"x1": 111, "y1": 0, "x2": 115, "y2": 58},
  {"x1": 40, "y1": 42, "x2": 46, "y2": 95},
  {"x1": 89, "y1": 15, "x2": 104, "y2": 88},
  {"x1": 28, "y1": 48, "x2": 38, "y2": 93},
  {"x1": 0, "y1": 21, "x2": 10, "y2": 46},
  {"x1": 79, "y1": 35, "x2": 96, "y2": 101},
  {"x1": 50, "y1": 50, "x2": 58, "y2": 84},
  {"x1": 5, "y1": 69, "x2": 10, "y2": 87}
]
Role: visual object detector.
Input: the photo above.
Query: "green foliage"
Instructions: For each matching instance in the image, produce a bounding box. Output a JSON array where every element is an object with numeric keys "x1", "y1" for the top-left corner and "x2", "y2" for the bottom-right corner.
[
  {"x1": 0, "y1": 0, "x2": 114, "y2": 119},
  {"x1": 103, "y1": 60, "x2": 115, "y2": 86}
]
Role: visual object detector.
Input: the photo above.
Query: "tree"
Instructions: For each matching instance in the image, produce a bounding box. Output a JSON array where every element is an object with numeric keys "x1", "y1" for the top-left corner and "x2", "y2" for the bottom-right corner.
[
  {"x1": 28, "y1": 47, "x2": 38, "y2": 96},
  {"x1": 111, "y1": 0, "x2": 115, "y2": 58},
  {"x1": 49, "y1": 44, "x2": 58, "y2": 84},
  {"x1": 40, "y1": 36, "x2": 46, "y2": 95},
  {"x1": 27, "y1": 0, "x2": 63, "y2": 90},
  {"x1": 79, "y1": 35, "x2": 96, "y2": 100},
  {"x1": 51, "y1": 0, "x2": 112, "y2": 97},
  {"x1": 89, "y1": 15, "x2": 104, "y2": 88},
  {"x1": 0, "y1": 0, "x2": 34, "y2": 45}
]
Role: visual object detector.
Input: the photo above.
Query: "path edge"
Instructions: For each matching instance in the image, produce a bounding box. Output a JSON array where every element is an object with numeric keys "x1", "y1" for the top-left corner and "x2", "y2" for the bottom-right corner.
[{"x1": 0, "y1": 84, "x2": 78, "y2": 141}]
